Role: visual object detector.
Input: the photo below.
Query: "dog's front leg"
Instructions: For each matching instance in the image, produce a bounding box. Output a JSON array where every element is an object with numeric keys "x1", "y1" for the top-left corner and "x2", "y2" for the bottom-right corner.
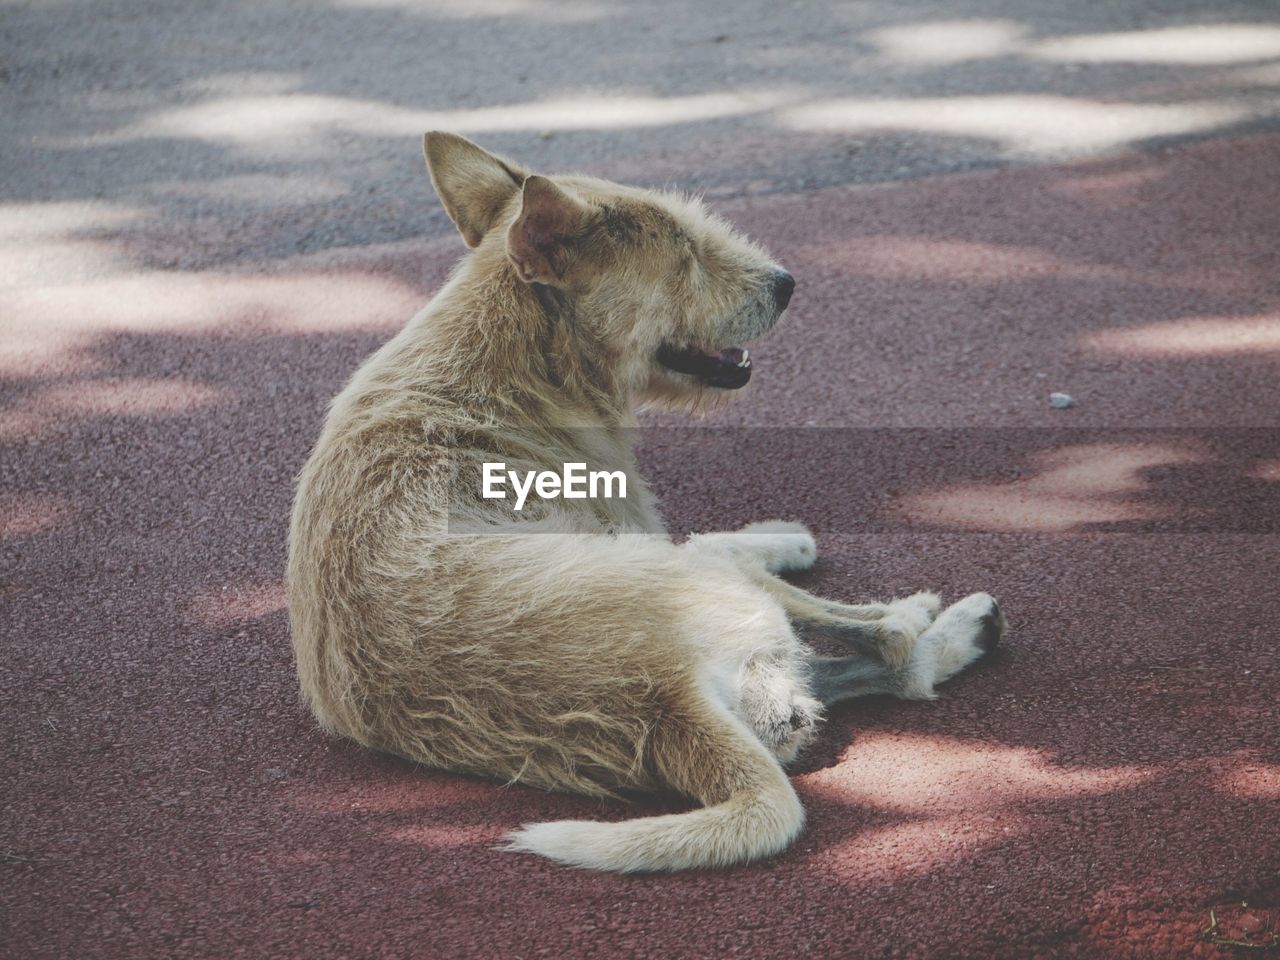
[
  {"x1": 749, "y1": 573, "x2": 939, "y2": 667},
  {"x1": 685, "y1": 520, "x2": 819, "y2": 575},
  {"x1": 686, "y1": 522, "x2": 939, "y2": 666},
  {"x1": 810, "y1": 592, "x2": 1006, "y2": 704}
]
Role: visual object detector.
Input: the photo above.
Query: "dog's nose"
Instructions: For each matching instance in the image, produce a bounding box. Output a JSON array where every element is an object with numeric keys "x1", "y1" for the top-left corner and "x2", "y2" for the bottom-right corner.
[{"x1": 771, "y1": 271, "x2": 795, "y2": 311}]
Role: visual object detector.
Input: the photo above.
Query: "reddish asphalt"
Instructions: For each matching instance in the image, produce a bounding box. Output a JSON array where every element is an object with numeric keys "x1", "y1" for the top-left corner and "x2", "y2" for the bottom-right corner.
[{"x1": 4, "y1": 131, "x2": 1280, "y2": 959}]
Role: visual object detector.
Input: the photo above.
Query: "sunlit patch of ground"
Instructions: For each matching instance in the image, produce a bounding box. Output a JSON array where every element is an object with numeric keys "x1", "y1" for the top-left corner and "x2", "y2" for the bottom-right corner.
[
  {"x1": 1085, "y1": 314, "x2": 1280, "y2": 358},
  {"x1": 895, "y1": 442, "x2": 1201, "y2": 532}
]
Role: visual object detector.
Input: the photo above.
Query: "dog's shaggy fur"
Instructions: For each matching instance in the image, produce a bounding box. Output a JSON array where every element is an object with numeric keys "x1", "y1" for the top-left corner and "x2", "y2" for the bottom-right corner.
[{"x1": 288, "y1": 133, "x2": 1006, "y2": 873}]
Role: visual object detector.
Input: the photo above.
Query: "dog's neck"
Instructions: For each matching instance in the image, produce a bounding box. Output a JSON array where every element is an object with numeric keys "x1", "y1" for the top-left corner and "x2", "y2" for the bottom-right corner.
[{"x1": 420, "y1": 245, "x2": 633, "y2": 429}]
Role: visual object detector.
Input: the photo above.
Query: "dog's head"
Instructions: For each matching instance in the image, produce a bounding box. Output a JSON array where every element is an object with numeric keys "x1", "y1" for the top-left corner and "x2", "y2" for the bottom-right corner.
[{"x1": 424, "y1": 132, "x2": 794, "y2": 405}]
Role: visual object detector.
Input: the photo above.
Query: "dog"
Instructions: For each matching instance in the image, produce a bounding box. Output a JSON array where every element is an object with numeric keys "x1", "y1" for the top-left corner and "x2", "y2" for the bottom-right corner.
[{"x1": 287, "y1": 132, "x2": 1006, "y2": 873}]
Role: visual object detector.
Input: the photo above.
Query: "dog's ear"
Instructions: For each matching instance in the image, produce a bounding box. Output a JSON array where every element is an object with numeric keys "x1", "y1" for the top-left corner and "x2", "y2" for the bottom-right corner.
[
  {"x1": 423, "y1": 132, "x2": 526, "y2": 248},
  {"x1": 506, "y1": 175, "x2": 592, "y2": 286}
]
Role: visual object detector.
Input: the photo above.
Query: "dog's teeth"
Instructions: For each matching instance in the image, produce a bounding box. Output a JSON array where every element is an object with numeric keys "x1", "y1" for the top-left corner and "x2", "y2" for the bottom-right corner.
[{"x1": 738, "y1": 350, "x2": 751, "y2": 367}]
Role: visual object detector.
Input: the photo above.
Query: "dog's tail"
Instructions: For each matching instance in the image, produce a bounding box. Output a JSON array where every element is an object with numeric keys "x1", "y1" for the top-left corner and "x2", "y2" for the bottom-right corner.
[{"x1": 502, "y1": 702, "x2": 804, "y2": 873}]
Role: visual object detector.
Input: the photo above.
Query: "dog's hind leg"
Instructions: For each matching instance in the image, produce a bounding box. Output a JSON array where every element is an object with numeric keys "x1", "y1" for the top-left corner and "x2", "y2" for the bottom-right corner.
[{"x1": 736, "y1": 654, "x2": 823, "y2": 765}]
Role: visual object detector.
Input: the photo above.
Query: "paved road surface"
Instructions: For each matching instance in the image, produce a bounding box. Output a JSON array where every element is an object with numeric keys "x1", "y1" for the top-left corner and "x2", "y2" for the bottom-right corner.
[{"x1": 3, "y1": 2, "x2": 1279, "y2": 958}]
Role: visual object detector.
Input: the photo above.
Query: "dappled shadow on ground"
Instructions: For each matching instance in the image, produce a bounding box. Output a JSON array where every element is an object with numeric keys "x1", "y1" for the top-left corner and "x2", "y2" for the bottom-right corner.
[
  {"x1": 4, "y1": 0, "x2": 1280, "y2": 275},
  {"x1": 644, "y1": 428, "x2": 1280, "y2": 535}
]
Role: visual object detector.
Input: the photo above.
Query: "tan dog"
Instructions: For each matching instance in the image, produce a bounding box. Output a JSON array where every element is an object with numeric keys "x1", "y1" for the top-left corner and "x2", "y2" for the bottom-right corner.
[{"x1": 287, "y1": 133, "x2": 1005, "y2": 873}]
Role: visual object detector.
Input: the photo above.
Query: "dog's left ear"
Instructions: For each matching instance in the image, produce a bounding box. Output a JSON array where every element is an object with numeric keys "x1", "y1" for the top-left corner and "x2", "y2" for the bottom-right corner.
[
  {"x1": 423, "y1": 131, "x2": 526, "y2": 248},
  {"x1": 507, "y1": 175, "x2": 593, "y2": 286}
]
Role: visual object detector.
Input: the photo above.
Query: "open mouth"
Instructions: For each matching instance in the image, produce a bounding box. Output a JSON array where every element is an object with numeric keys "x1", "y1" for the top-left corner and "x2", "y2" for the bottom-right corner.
[{"x1": 656, "y1": 344, "x2": 752, "y2": 390}]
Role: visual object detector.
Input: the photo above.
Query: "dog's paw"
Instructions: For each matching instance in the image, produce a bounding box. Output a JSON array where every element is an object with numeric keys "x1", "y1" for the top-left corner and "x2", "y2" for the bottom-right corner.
[
  {"x1": 788, "y1": 694, "x2": 823, "y2": 734},
  {"x1": 866, "y1": 617, "x2": 916, "y2": 669},
  {"x1": 768, "y1": 695, "x2": 824, "y2": 763},
  {"x1": 688, "y1": 521, "x2": 817, "y2": 573},
  {"x1": 942, "y1": 592, "x2": 1005, "y2": 661},
  {"x1": 857, "y1": 592, "x2": 940, "y2": 668},
  {"x1": 894, "y1": 590, "x2": 942, "y2": 621},
  {"x1": 883, "y1": 590, "x2": 941, "y2": 637},
  {"x1": 735, "y1": 520, "x2": 818, "y2": 573},
  {"x1": 904, "y1": 592, "x2": 1005, "y2": 697},
  {"x1": 741, "y1": 669, "x2": 824, "y2": 763}
]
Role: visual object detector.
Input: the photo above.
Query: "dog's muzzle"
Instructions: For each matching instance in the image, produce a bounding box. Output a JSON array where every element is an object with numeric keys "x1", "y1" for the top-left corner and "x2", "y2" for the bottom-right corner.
[{"x1": 657, "y1": 270, "x2": 794, "y2": 390}]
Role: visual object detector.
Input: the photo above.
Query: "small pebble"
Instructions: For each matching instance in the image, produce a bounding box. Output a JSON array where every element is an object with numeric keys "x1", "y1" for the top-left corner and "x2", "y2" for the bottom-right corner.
[{"x1": 1049, "y1": 392, "x2": 1075, "y2": 409}]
